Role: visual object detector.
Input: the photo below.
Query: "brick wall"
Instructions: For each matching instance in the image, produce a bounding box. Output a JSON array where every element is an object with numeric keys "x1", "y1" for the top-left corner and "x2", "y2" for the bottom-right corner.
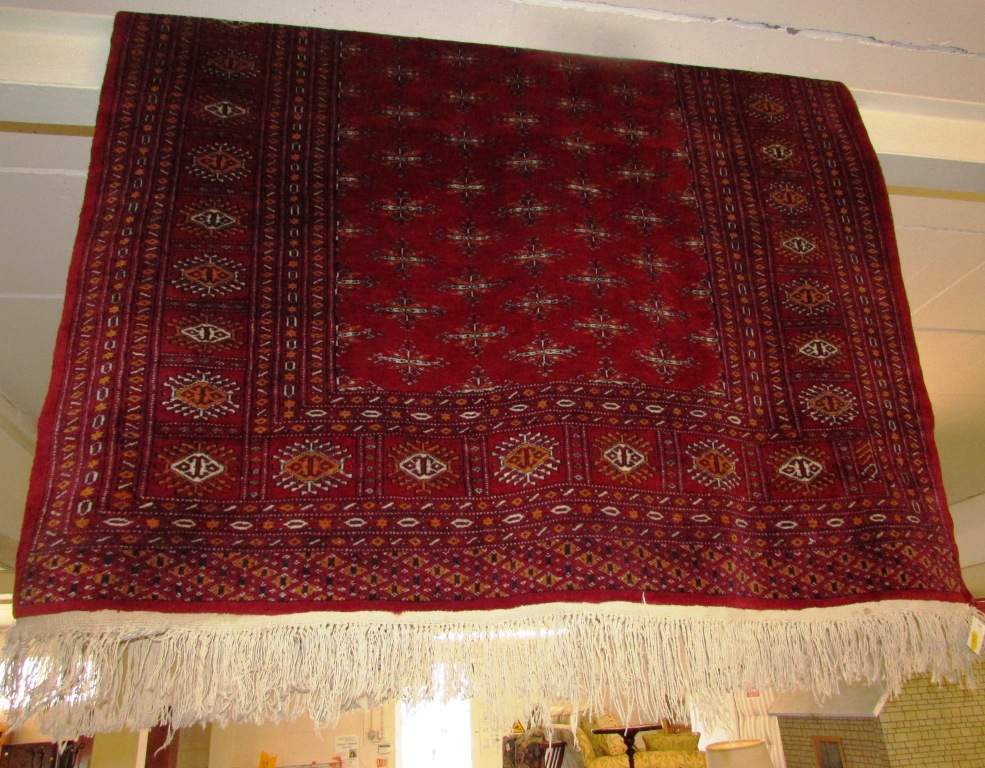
[
  {"x1": 778, "y1": 716, "x2": 888, "y2": 768},
  {"x1": 777, "y1": 661, "x2": 985, "y2": 768},
  {"x1": 879, "y1": 661, "x2": 985, "y2": 767}
]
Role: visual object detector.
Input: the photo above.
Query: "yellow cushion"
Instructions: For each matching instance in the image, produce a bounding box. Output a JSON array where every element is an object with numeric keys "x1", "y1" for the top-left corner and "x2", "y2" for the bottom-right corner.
[
  {"x1": 575, "y1": 728, "x2": 596, "y2": 761},
  {"x1": 588, "y1": 715, "x2": 628, "y2": 757},
  {"x1": 641, "y1": 732, "x2": 701, "y2": 752}
]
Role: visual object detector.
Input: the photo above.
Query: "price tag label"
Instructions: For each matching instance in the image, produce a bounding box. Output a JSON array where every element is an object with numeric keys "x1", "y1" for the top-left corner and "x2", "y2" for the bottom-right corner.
[{"x1": 968, "y1": 615, "x2": 985, "y2": 655}]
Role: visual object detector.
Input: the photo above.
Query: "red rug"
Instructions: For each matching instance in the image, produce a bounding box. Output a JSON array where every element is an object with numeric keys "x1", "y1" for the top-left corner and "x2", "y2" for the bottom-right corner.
[{"x1": 6, "y1": 11, "x2": 976, "y2": 739}]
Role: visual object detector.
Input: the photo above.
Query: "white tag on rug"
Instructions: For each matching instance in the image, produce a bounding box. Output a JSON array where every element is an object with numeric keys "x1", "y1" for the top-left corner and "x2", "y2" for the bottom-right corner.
[{"x1": 968, "y1": 616, "x2": 985, "y2": 655}]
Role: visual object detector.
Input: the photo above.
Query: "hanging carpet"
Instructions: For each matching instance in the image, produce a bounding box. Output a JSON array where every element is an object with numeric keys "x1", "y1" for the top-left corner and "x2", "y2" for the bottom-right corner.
[{"x1": 5, "y1": 11, "x2": 977, "y2": 739}]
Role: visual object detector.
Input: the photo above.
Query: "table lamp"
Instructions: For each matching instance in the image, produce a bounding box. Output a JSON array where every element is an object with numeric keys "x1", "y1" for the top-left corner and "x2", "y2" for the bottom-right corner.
[{"x1": 705, "y1": 739, "x2": 774, "y2": 768}]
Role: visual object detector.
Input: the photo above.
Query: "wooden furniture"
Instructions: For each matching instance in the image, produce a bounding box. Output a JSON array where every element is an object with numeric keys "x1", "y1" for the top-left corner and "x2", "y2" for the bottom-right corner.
[{"x1": 591, "y1": 724, "x2": 662, "y2": 768}]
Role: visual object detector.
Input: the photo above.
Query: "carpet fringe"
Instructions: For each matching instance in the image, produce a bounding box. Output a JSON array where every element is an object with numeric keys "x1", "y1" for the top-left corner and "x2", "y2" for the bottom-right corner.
[{"x1": 2, "y1": 600, "x2": 980, "y2": 740}]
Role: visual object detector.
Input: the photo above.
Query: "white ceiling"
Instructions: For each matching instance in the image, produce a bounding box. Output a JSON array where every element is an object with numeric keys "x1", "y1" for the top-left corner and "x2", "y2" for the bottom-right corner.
[{"x1": 1, "y1": 0, "x2": 984, "y2": 588}]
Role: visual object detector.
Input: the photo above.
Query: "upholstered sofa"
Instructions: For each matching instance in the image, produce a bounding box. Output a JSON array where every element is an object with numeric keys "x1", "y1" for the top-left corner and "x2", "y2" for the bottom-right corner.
[{"x1": 567, "y1": 718, "x2": 707, "y2": 768}]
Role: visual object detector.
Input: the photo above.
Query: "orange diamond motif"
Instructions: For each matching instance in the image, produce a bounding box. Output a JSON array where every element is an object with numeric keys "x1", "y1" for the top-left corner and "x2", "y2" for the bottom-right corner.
[
  {"x1": 694, "y1": 448, "x2": 735, "y2": 480},
  {"x1": 502, "y1": 442, "x2": 552, "y2": 474},
  {"x1": 283, "y1": 451, "x2": 342, "y2": 483},
  {"x1": 808, "y1": 391, "x2": 850, "y2": 417},
  {"x1": 184, "y1": 262, "x2": 234, "y2": 289},
  {"x1": 196, "y1": 150, "x2": 244, "y2": 176},
  {"x1": 771, "y1": 187, "x2": 807, "y2": 209},
  {"x1": 787, "y1": 283, "x2": 829, "y2": 309},
  {"x1": 174, "y1": 380, "x2": 229, "y2": 410}
]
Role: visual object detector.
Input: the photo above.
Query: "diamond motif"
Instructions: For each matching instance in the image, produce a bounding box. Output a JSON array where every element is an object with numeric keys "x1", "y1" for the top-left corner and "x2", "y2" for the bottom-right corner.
[
  {"x1": 761, "y1": 142, "x2": 794, "y2": 161},
  {"x1": 190, "y1": 208, "x2": 238, "y2": 231},
  {"x1": 493, "y1": 432, "x2": 561, "y2": 487},
  {"x1": 174, "y1": 380, "x2": 229, "y2": 410},
  {"x1": 205, "y1": 50, "x2": 258, "y2": 78},
  {"x1": 172, "y1": 255, "x2": 244, "y2": 297},
  {"x1": 203, "y1": 100, "x2": 247, "y2": 119},
  {"x1": 189, "y1": 143, "x2": 251, "y2": 182},
  {"x1": 785, "y1": 282, "x2": 832, "y2": 314},
  {"x1": 399, "y1": 453, "x2": 449, "y2": 482},
  {"x1": 164, "y1": 372, "x2": 240, "y2": 421},
  {"x1": 602, "y1": 443, "x2": 645, "y2": 473},
  {"x1": 284, "y1": 451, "x2": 341, "y2": 483},
  {"x1": 275, "y1": 441, "x2": 351, "y2": 494},
  {"x1": 798, "y1": 337, "x2": 839, "y2": 361},
  {"x1": 778, "y1": 455, "x2": 824, "y2": 483},
  {"x1": 503, "y1": 443, "x2": 551, "y2": 474},
  {"x1": 688, "y1": 440, "x2": 741, "y2": 491},
  {"x1": 781, "y1": 235, "x2": 817, "y2": 257},
  {"x1": 170, "y1": 451, "x2": 225, "y2": 484},
  {"x1": 389, "y1": 441, "x2": 459, "y2": 493},
  {"x1": 186, "y1": 262, "x2": 233, "y2": 288},
  {"x1": 180, "y1": 322, "x2": 233, "y2": 345},
  {"x1": 802, "y1": 385, "x2": 857, "y2": 426}
]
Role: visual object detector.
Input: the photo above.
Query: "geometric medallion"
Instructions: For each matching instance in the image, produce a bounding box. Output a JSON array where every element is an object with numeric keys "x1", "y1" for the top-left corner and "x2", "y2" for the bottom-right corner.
[
  {"x1": 389, "y1": 440, "x2": 459, "y2": 494},
  {"x1": 746, "y1": 94, "x2": 787, "y2": 121},
  {"x1": 154, "y1": 441, "x2": 238, "y2": 498},
  {"x1": 181, "y1": 322, "x2": 232, "y2": 345},
  {"x1": 594, "y1": 432, "x2": 654, "y2": 485},
  {"x1": 778, "y1": 232, "x2": 819, "y2": 261},
  {"x1": 771, "y1": 446, "x2": 835, "y2": 497},
  {"x1": 783, "y1": 281, "x2": 833, "y2": 315},
  {"x1": 168, "y1": 313, "x2": 242, "y2": 353},
  {"x1": 170, "y1": 451, "x2": 226, "y2": 484},
  {"x1": 188, "y1": 142, "x2": 251, "y2": 183},
  {"x1": 795, "y1": 334, "x2": 841, "y2": 365},
  {"x1": 163, "y1": 371, "x2": 240, "y2": 420},
  {"x1": 800, "y1": 384, "x2": 858, "y2": 426},
  {"x1": 688, "y1": 439, "x2": 741, "y2": 491},
  {"x1": 493, "y1": 432, "x2": 560, "y2": 487},
  {"x1": 275, "y1": 440, "x2": 352, "y2": 494},
  {"x1": 172, "y1": 255, "x2": 245, "y2": 297},
  {"x1": 202, "y1": 99, "x2": 248, "y2": 121},
  {"x1": 777, "y1": 454, "x2": 824, "y2": 483},
  {"x1": 204, "y1": 49, "x2": 260, "y2": 79}
]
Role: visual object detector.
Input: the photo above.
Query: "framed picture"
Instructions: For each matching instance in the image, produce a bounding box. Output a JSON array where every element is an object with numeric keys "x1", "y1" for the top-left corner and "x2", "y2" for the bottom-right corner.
[{"x1": 812, "y1": 736, "x2": 846, "y2": 768}]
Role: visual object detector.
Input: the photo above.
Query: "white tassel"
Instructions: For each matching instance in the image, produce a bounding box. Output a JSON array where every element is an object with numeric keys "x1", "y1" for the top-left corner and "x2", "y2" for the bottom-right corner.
[{"x1": 2, "y1": 600, "x2": 979, "y2": 741}]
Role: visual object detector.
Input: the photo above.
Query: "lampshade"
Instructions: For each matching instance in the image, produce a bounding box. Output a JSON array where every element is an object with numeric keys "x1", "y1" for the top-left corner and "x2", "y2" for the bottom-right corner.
[{"x1": 705, "y1": 739, "x2": 775, "y2": 768}]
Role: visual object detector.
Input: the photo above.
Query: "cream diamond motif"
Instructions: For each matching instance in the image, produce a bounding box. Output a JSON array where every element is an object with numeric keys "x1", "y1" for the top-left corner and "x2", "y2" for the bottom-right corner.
[
  {"x1": 778, "y1": 455, "x2": 824, "y2": 483},
  {"x1": 399, "y1": 452, "x2": 449, "y2": 482},
  {"x1": 170, "y1": 451, "x2": 225, "y2": 484},
  {"x1": 180, "y1": 323, "x2": 232, "y2": 345},
  {"x1": 602, "y1": 442, "x2": 645, "y2": 473}
]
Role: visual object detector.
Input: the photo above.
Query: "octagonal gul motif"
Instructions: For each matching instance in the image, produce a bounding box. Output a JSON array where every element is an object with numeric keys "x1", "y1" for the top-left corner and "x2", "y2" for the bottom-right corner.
[
  {"x1": 688, "y1": 439, "x2": 741, "y2": 491},
  {"x1": 800, "y1": 384, "x2": 858, "y2": 426},
  {"x1": 769, "y1": 446, "x2": 837, "y2": 497},
  {"x1": 275, "y1": 440, "x2": 352, "y2": 494},
  {"x1": 154, "y1": 441, "x2": 238, "y2": 498},
  {"x1": 163, "y1": 371, "x2": 240, "y2": 420},
  {"x1": 493, "y1": 432, "x2": 561, "y2": 487},
  {"x1": 188, "y1": 143, "x2": 252, "y2": 182},
  {"x1": 172, "y1": 254, "x2": 245, "y2": 297},
  {"x1": 793, "y1": 333, "x2": 842, "y2": 366},
  {"x1": 389, "y1": 440, "x2": 460, "y2": 493},
  {"x1": 203, "y1": 49, "x2": 260, "y2": 79},
  {"x1": 594, "y1": 432, "x2": 655, "y2": 485},
  {"x1": 171, "y1": 451, "x2": 226, "y2": 484}
]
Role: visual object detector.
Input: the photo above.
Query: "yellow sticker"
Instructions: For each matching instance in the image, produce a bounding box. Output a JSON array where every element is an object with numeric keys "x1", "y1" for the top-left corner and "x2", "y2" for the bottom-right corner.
[
  {"x1": 513, "y1": 720, "x2": 526, "y2": 733},
  {"x1": 968, "y1": 616, "x2": 985, "y2": 655}
]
